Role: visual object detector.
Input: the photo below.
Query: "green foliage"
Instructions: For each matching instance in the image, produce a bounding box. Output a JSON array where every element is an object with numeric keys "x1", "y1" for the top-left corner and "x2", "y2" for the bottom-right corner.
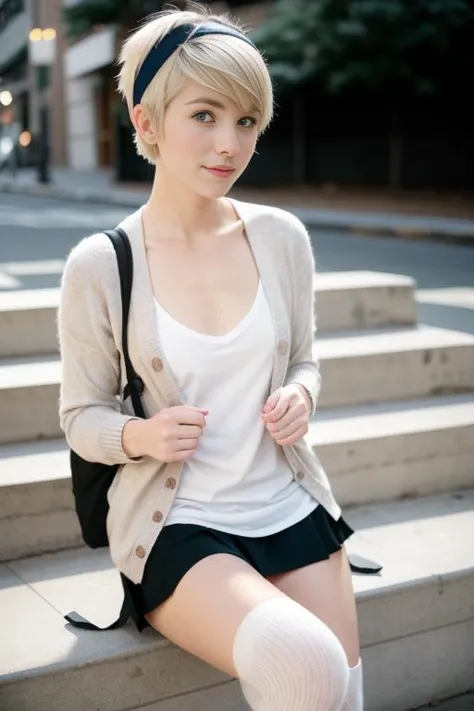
[
  {"x1": 63, "y1": 0, "x2": 188, "y2": 39},
  {"x1": 213, "y1": 0, "x2": 262, "y2": 5},
  {"x1": 250, "y1": 0, "x2": 320, "y2": 91},
  {"x1": 252, "y1": 0, "x2": 474, "y2": 97},
  {"x1": 63, "y1": 0, "x2": 114, "y2": 38}
]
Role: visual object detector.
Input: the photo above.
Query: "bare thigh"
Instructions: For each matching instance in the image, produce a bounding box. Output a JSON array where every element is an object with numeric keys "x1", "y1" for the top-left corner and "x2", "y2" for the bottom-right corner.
[
  {"x1": 267, "y1": 546, "x2": 360, "y2": 666},
  {"x1": 144, "y1": 553, "x2": 286, "y2": 678}
]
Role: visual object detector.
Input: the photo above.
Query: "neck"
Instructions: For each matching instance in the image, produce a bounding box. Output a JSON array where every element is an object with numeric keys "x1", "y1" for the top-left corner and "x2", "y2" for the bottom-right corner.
[{"x1": 143, "y1": 166, "x2": 234, "y2": 243}]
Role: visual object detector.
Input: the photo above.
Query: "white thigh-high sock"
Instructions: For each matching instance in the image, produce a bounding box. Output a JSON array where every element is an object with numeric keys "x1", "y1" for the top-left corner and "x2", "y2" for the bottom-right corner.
[
  {"x1": 232, "y1": 596, "x2": 349, "y2": 711},
  {"x1": 340, "y1": 659, "x2": 363, "y2": 711}
]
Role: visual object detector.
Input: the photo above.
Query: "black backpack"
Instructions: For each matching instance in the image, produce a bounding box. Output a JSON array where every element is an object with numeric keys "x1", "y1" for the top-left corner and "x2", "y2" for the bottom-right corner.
[{"x1": 64, "y1": 228, "x2": 145, "y2": 631}]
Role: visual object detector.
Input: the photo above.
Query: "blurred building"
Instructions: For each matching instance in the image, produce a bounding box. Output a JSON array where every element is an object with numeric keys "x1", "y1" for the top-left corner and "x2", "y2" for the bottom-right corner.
[
  {"x1": 0, "y1": 0, "x2": 32, "y2": 154},
  {"x1": 0, "y1": 0, "x2": 67, "y2": 165},
  {"x1": 62, "y1": 0, "x2": 119, "y2": 171}
]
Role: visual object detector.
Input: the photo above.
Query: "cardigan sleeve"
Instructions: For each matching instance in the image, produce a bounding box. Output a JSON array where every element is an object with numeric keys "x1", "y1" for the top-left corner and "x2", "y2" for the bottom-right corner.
[
  {"x1": 283, "y1": 216, "x2": 321, "y2": 414},
  {"x1": 57, "y1": 234, "x2": 144, "y2": 465}
]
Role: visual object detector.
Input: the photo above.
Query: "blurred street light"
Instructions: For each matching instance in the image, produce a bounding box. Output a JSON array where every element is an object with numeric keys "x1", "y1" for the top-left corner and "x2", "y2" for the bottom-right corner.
[
  {"x1": 29, "y1": 28, "x2": 43, "y2": 42},
  {"x1": 0, "y1": 91, "x2": 13, "y2": 107},
  {"x1": 19, "y1": 131, "x2": 32, "y2": 148},
  {"x1": 29, "y1": 28, "x2": 57, "y2": 64},
  {"x1": 43, "y1": 29, "x2": 57, "y2": 41},
  {"x1": 28, "y1": 27, "x2": 57, "y2": 184},
  {"x1": 0, "y1": 137, "x2": 14, "y2": 156}
]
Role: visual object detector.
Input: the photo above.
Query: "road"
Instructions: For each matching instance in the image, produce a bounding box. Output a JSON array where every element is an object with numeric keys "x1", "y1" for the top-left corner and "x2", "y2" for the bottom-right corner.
[{"x1": 0, "y1": 192, "x2": 473, "y2": 335}]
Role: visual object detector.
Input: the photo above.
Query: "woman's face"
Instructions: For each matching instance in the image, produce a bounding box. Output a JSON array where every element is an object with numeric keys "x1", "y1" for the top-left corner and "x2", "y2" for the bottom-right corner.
[{"x1": 156, "y1": 79, "x2": 260, "y2": 198}]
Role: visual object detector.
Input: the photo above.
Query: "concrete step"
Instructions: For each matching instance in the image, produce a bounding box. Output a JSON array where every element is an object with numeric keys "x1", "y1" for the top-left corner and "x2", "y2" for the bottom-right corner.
[
  {"x1": 1, "y1": 394, "x2": 473, "y2": 562},
  {"x1": 315, "y1": 270, "x2": 416, "y2": 332},
  {"x1": 1, "y1": 325, "x2": 473, "y2": 444},
  {"x1": 314, "y1": 325, "x2": 474, "y2": 408},
  {"x1": 0, "y1": 271, "x2": 416, "y2": 358},
  {"x1": 0, "y1": 356, "x2": 61, "y2": 444},
  {"x1": 312, "y1": 393, "x2": 474, "y2": 507},
  {"x1": 0, "y1": 288, "x2": 59, "y2": 358},
  {"x1": 0, "y1": 489, "x2": 473, "y2": 711},
  {"x1": 0, "y1": 439, "x2": 82, "y2": 561}
]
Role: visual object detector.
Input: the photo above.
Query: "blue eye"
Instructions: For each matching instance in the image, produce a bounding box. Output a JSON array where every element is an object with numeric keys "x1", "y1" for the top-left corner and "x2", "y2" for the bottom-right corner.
[
  {"x1": 192, "y1": 111, "x2": 213, "y2": 122},
  {"x1": 191, "y1": 111, "x2": 258, "y2": 127},
  {"x1": 239, "y1": 116, "x2": 258, "y2": 128}
]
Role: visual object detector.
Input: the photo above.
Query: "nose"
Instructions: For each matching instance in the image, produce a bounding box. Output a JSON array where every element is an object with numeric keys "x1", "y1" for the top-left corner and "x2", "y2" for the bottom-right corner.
[{"x1": 215, "y1": 124, "x2": 241, "y2": 157}]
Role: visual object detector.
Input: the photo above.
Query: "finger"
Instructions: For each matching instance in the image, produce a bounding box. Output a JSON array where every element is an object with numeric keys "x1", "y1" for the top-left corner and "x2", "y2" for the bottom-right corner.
[
  {"x1": 262, "y1": 398, "x2": 290, "y2": 423},
  {"x1": 271, "y1": 417, "x2": 307, "y2": 442},
  {"x1": 265, "y1": 408, "x2": 297, "y2": 433},
  {"x1": 276, "y1": 424, "x2": 308, "y2": 446},
  {"x1": 170, "y1": 405, "x2": 208, "y2": 416},
  {"x1": 172, "y1": 438, "x2": 200, "y2": 452},
  {"x1": 170, "y1": 408, "x2": 208, "y2": 427},
  {"x1": 177, "y1": 425, "x2": 204, "y2": 439}
]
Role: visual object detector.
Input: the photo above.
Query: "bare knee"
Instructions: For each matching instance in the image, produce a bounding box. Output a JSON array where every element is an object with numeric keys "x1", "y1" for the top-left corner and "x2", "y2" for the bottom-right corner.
[
  {"x1": 143, "y1": 554, "x2": 287, "y2": 678},
  {"x1": 233, "y1": 597, "x2": 349, "y2": 711},
  {"x1": 268, "y1": 547, "x2": 360, "y2": 668}
]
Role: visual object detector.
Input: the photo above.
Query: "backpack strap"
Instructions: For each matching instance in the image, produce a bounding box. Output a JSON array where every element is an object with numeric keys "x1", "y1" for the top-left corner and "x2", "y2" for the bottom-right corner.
[
  {"x1": 105, "y1": 228, "x2": 146, "y2": 419},
  {"x1": 64, "y1": 228, "x2": 143, "y2": 632},
  {"x1": 64, "y1": 573, "x2": 138, "y2": 631}
]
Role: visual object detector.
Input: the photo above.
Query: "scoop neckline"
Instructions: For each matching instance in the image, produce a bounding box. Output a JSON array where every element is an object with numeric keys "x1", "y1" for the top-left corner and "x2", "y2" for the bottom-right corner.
[{"x1": 153, "y1": 279, "x2": 263, "y2": 343}]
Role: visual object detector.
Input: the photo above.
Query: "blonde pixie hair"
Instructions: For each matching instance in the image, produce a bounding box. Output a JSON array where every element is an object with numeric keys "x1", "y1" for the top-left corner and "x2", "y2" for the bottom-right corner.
[{"x1": 117, "y1": 5, "x2": 274, "y2": 164}]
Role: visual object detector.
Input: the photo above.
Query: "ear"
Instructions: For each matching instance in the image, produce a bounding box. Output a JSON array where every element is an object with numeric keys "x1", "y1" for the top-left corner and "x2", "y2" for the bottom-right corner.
[{"x1": 131, "y1": 104, "x2": 159, "y2": 148}]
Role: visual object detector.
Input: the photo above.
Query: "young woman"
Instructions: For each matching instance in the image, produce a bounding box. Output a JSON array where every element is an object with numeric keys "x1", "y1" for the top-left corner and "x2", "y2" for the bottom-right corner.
[{"x1": 58, "y1": 6, "x2": 364, "y2": 710}]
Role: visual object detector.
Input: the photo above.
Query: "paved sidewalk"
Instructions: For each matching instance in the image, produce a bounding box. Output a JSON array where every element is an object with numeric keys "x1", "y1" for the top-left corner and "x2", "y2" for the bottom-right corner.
[{"x1": 1, "y1": 166, "x2": 474, "y2": 244}]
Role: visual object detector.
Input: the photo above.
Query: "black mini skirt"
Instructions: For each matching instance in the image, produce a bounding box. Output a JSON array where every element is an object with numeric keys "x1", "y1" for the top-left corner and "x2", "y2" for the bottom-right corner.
[{"x1": 123, "y1": 505, "x2": 354, "y2": 632}]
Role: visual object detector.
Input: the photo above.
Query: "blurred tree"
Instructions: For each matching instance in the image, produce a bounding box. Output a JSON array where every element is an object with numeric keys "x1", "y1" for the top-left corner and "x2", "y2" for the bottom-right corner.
[
  {"x1": 253, "y1": 0, "x2": 474, "y2": 186},
  {"x1": 250, "y1": 0, "x2": 320, "y2": 183},
  {"x1": 250, "y1": 0, "x2": 320, "y2": 92},
  {"x1": 214, "y1": 0, "x2": 265, "y2": 5},
  {"x1": 63, "y1": 0, "x2": 188, "y2": 40},
  {"x1": 63, "y1": 1, "x2": 262, "y2": 39}
]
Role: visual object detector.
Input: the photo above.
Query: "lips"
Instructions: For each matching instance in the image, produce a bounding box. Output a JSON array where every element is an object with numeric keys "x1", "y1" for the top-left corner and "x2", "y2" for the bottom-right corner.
[{"x1": 204, "y1": 166, "x2": 235, "y2": 177}]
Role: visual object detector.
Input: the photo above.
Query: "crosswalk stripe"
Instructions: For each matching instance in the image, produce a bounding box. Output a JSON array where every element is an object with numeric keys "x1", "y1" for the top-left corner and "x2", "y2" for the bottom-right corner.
[
  {"x1": 0, "y1": 205, "x2": 128, "y2": 228},
  {"x1": 0, "y1": 260, "x2": 65, "y2": 276}
]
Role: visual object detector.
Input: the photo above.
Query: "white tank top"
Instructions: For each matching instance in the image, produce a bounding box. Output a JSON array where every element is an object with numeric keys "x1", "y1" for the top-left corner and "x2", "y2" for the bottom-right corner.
[{"x1": 154, "y1": 280, "x2": 318, "y2": 536}]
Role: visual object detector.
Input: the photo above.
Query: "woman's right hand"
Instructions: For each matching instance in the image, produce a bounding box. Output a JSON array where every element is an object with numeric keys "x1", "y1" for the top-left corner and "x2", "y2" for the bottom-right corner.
[{"x1": 122, "y1": 406, "x2": 208, "y2": 462}]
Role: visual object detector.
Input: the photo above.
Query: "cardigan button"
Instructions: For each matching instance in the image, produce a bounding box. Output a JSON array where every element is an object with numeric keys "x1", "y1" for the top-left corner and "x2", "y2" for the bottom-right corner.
[
  {"x1": 152, "y1": 510, "x2": 163, "y2": 523},
  {"x1": 277, "y1": 339, "x2": 289, "y2": 355},
  {"x1": 296, "y1": 471, "x2": 305, "y2": 481},
  {"x1": 165, "y1": 477, "x2": 177, "y2": 490},
  {"x1": 135, "y1": 545, "x2": 145, "y2": 558},
  {"x1": 152, "y1": 357, "x2": 163, "y2": 372}
]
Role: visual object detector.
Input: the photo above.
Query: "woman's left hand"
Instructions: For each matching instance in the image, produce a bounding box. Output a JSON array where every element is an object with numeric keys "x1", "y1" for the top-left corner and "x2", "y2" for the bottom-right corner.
[{"x1": 261, "y1": 384, "x2": 312, "y2": 446}]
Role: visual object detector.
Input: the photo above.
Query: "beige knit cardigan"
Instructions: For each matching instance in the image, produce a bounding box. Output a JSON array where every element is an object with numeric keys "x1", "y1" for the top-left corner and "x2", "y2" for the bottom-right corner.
[{"x1": 58, "y1": 198, "x2": 341, "y2": 584}]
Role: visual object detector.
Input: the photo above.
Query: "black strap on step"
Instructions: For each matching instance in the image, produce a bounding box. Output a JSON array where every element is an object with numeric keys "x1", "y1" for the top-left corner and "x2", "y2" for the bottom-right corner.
[
  {"x1": 348, "y1": 553, "x2": 382, "y2": 575},
  {"x1": 64, "y1": 574, "x2": 138, "y2": 631}
]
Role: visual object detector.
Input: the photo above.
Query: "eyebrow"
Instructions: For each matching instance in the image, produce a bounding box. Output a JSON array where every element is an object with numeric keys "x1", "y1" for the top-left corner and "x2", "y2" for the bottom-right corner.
[
  {"x1": 185, "y1": 97, "x2": 260, "y2": 116},
  {"x1": 185, "y1": 97, "x2": 226, "y2": 109}
]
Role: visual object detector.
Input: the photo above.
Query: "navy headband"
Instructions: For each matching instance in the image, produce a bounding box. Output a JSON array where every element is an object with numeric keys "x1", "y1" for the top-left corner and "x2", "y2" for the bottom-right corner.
[{"x1": 133, "y1": 22, "x2": 256, "y2": 106}]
